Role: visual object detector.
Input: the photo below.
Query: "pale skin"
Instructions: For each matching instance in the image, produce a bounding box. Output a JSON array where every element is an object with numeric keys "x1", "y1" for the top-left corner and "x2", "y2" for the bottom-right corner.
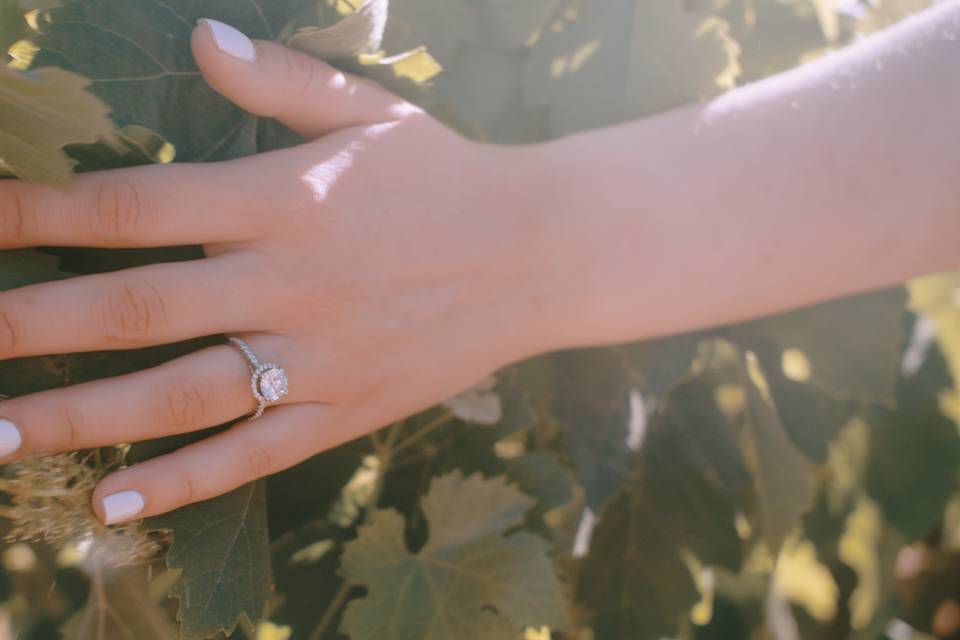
[{"x1": 0, "y1": 2, "x2": 957, "y2": 524}]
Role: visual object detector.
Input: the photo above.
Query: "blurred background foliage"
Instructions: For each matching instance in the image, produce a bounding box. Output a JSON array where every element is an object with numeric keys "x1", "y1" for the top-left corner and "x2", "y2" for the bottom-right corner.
[{"x1": 0, "y1": 0, "x2": 958, "y2": 638}]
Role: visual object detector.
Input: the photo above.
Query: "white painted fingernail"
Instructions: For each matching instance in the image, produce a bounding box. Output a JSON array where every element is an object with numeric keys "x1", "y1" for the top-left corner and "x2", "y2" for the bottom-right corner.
[
  {"x1": 102, "y1": 490, "x2": 145, "y2": 525},
  {"x1": 0, "y1": 418, "x2": 22, "y2": 457},
  {"x1": 198, "y1": 18, "x2": 257, "y2": 63}
]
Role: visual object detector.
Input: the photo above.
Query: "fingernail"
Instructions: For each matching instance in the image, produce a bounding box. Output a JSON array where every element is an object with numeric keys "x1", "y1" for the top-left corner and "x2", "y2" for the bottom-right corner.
[
  {"x1": 102, "y1": 490, "x2": 145, "y2": 525},
  {"x1": 0, "y1": 418, "x2": 22, "y2": 457},
  {"x1": 198, "y1": 18, "x2": 257, "y2": 63}
]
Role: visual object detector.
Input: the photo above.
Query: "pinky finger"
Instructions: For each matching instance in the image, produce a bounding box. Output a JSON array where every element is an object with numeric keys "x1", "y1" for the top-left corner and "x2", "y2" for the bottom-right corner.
[{"x1": 91, "y1": 403, "x2": 362, "y2": 524}]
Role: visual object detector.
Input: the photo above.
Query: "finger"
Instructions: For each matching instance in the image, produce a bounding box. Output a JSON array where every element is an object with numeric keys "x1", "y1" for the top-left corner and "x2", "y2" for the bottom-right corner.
[
  {"x1": 192, "y1": 19, "x2": 420, "y2": 140},
  {"x1": 91, "y1": 402, "x2": 362, "y2": 523},
  {"x1": 0, "y1": 334, "x2": 303, "y2": 457},
  {"x1": 0, "y1": 162, "x2": 275, "y2": 249},
  {"x1": 0, "y1": 255, "x2": 257, "y2": 360}
]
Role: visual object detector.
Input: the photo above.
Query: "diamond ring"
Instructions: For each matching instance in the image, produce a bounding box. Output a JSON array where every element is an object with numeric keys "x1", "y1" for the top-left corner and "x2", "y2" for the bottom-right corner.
[{"x1": 227, "y1": 337, "x2": 290, "y2": 420}]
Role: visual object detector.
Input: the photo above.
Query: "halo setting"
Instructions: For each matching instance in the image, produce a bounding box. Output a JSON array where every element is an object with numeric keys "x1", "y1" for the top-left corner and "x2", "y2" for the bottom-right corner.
[{"x1": 227, "y1": 337, "x2": 290, "y2": 420}]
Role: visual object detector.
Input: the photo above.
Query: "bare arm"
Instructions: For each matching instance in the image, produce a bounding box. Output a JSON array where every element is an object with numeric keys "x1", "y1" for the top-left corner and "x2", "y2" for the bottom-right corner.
[
  {"x1": 0, "y1": 5, "x2": 956, "y2": 520},
  {"x1": 522, "y1": 0, "x2": 960, "y2": 351}
]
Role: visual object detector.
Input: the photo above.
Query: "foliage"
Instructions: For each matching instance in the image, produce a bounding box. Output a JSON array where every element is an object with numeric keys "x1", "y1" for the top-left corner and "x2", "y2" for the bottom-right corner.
[{"x1": 2, "y1": 1, "x2": 959, "y2": 639}]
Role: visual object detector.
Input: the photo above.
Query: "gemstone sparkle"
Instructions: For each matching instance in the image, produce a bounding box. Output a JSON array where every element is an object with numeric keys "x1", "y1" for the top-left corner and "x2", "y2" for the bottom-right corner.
[{"x1": 258, "y1": 367, "x2": 289, "y2": 402}]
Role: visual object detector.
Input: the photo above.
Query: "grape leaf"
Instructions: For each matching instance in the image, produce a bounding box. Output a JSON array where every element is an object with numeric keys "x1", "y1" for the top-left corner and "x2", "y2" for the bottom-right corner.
[
  {"x1": 339, "y1": 471, "x2": 567, "y2": 639},
  {"x1": 721, "y1": 0, "x2": 834, "y2": 83},
  {"x1": 34, "y1": 0, "x2": 318, "y2": 163},
  {"x1": 482, "y1": 0, "x2": 560, "y2": 51},
  {"x1": 576, "y1": 490, "x2": 704, "y2": 639},
  {"x1": 909, "y1": 271, "x2": 960, "y2": 423},
  {"x1": 694, "y1": 339, "x2": 816, "y2": 552},
  {"x1": 866, "y1": 339, "x2": 960, "y2": 540},
  {"x1": 149, "y1": 481, "x2": 272, "y2": 640},
  {"x1": 62, "y1": 566, "x2": 179, "y2": 640},
  {"x1": 524, "y1": 0, "x2": 741, "y2": 135},
  {"x1": 270, "y1": 520, "x2": 353, "y2": 640},
  {"x1": 1, "y1": 0, "x2": 28, "y2": 52},
  {"x1": 0, "y1": 250, "x2": 74, "y2": 398},
  {"x1": 0, "y1": 65, "x2": 113, "y2": 184},
  {"x1": 0, "y1": 248, "x2": 69, "y2": 290},
  {"x1": 1, "y1": 0, "x2": 60, "y2": 51},
  {"x1": 734, "y1": 288, "x2": 908, "y2": 401},
  {"x1": 20, "y1": 0, "x2": 62, "y2": 9},
  {"x1": 576, "y1": 380, "x2": 742, "y2": 639},
  {"x1": 549, "y1": 348, "x2": 637, "y2": 511}
]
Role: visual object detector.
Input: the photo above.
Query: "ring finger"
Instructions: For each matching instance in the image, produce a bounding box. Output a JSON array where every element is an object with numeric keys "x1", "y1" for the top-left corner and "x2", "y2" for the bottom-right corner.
[{"x1": 0, "y1": 334, "x2": 303, "y2": 459}]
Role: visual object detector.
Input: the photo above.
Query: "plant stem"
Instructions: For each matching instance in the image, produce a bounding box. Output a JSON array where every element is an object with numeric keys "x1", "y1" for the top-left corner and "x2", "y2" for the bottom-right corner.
[
  {"x1": 307, "y1": 418, "x2": 406, "y2": 640},
  {"x1": 391, "y1": 411, "x2": 455, "y2": 456},
  {"x1": 383, "y1": 418, "x2": 406, "y2": 456},
  {"x1": 308, "y1": 580, "x2": 354, "y2": 640}
]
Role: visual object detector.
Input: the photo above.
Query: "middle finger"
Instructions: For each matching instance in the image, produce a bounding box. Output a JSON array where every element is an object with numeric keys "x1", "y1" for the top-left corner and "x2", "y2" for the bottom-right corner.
[{"x1": 0, "y1": 254, "x2": 260, "y2": 360}]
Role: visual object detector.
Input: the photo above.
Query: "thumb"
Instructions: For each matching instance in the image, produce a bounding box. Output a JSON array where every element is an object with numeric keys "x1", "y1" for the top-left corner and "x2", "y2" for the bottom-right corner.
[{"x1": 191, "y1": 18, "x2": 410, "y2": 140}]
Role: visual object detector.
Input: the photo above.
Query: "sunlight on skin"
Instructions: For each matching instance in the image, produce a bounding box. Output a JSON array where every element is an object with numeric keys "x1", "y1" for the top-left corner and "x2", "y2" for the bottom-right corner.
[
  {"x1": 0, "y1": 4, "x2": 957, "y2": 525},
  {"x1": 301, "y1": 147, "x2": 358, "y2": 202},
  {"x1": 531, "y1": 1, "x2": 960, "y2": 351}
]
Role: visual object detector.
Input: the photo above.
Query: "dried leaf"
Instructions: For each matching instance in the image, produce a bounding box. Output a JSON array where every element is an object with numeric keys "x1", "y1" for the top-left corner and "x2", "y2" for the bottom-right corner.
[
  {"x1": 0, "y1": 66, "x2": 112, "y2": 184},
  {"x1": 288, "y1": 0, "x2": 388, "y2": 59}
]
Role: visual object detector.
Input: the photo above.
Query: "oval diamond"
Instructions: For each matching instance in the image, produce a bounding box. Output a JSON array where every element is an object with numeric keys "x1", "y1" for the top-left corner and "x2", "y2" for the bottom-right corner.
[{"x1": 258, "y1": 367, "x2": 289, "y2": 402}]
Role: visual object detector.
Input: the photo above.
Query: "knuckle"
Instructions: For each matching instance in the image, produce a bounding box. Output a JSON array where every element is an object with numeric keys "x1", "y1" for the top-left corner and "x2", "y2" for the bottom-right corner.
[
  {"x1": 283, "y1": 49, "x2": 319, "y2": 99},
  {"x1": 55, "y1": 405, "x2": 84, "y2": 452},
  {"x1": 242, "y1": 444, "x2": 274, "y2": 479},
  {"x1": 174, "y1": 468, "x2": 198, "y2": 505},
  {"x1": 93, "y1": 178, "x2": 146, "y2": 241},
  {"x1": 0, "y1": 304, "x2": 22, "y2": 358},
  {"x1": 0, "y1": 184, "x2": 35, "y2": 245},
  {"x1": 99, "y1": 281, "x2": 167, "y2": 342},
  {"x1": 163, "y1": 379, "x2": 210, "y2": 430}
]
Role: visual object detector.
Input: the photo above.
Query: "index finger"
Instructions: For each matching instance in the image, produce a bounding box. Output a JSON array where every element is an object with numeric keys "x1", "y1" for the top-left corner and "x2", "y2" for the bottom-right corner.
[{"x1": 0, "y1": 160, "x2": 272, "y2": 249}]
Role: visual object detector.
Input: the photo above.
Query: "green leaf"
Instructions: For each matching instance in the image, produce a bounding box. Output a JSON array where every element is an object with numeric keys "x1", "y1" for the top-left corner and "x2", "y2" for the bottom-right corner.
[
  {"x1": 0, "y1": 65, "x2": 113, "y2": 184},
  {"x1": 1, "y1": 0, "x2": 28, "y2": 53},
  {"x1": 270, "y1": 520, "x2": 353, "y2": 640},
  {"x1": 503, "y1": 451, "x2": 574, "y2": 515},
  {"x1": 576, "y1": 386, "x2": 742, "y2": 639},
  {"x1": 619, "y1": 329, "x2": 713, "y2": 401},
  {"x1": 481, "y1": 0, "x2": 560, "y2": 51},
  {"x1": 339, "y1": 471, "x2": 567, "y2": 639},
  {"x1": 19, "y1": 0, "x2": 62, "y2": 10},
  {"x1": 576, "y1": 489, "x2": 701, "y2": 639},
  {"x1": 149, "y1": 481, "x2": 273, "y2": 640},
  {"x1": 549, "y1": 348, "x2": 636, "y2": 511},
  {"x1": 719, "y1": 0, "x2": 832, "y2": 83},
  {"x1": 734, "y1": 288, "x2": 908, "y2": 401},
  {"x1": 909, "y1": 270, "x2": 960, "y2": 425},
  {"x1": 288, "y1": 0, "x2": 388, "y2": 59},
  {"x1": 34, "y1": 0, "x2": 317, "y2": 163},
  {"x1": 0, "y1": 248, "x2": 69, "y2": 290},
  {"x1": 524, "y1": 0, "x2": 741, "y2": 135},
  {"x1": 694, "y1": 339, "x2": 817, "y2": 553},
  {"x1": 866, "y1": 340, "x2": 960, "y2": 540},
  {"x1": 62, "y1": 566, "x2": 179, "y2": 640}
]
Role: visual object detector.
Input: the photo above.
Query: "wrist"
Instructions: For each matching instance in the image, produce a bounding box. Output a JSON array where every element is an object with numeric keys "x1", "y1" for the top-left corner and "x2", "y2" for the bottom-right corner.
[{"x1": 469, "y1": 137, "x2": 632, "y2": 361}]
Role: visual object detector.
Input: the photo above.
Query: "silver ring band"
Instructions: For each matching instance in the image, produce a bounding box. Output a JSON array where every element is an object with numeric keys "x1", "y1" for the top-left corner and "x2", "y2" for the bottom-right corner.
[{"x1": 227, "y1": 337, "x2": 290, "y2": 420}]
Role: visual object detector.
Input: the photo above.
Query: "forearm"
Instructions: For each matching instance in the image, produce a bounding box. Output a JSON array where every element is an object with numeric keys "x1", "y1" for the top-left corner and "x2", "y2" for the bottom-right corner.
[{"x1": 525, "y1": 0, "x2": 960, "y2": 350}]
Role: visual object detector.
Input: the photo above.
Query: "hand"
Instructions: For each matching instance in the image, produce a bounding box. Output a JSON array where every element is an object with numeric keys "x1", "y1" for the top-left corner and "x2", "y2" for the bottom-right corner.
[{"x1": 0, "y1": 19, "x2": 563, "y2": 524}]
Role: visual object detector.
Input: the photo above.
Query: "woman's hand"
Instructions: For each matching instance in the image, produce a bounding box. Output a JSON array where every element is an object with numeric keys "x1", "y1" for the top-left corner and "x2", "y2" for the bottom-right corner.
[{"x1": 0, "y1": 20, "x2": 565, "y2": 524}]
